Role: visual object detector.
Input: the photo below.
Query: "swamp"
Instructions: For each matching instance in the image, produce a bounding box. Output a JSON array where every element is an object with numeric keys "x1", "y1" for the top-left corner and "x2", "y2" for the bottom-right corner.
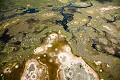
[{"x1": 0, "y1": 0, "x2": 120, "y2": 80}]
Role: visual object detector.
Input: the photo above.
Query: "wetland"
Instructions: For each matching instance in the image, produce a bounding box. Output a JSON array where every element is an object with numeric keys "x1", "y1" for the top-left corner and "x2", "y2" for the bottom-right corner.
[{"x1": 0, "y1": 0, "x2": 120, "y2": 80}]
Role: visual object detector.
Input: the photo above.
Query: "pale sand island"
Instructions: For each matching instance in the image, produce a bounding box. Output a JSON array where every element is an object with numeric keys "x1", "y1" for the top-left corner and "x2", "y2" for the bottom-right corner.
[{"x1": 21, "y1": 33, "x2": 99, "y2": 80}]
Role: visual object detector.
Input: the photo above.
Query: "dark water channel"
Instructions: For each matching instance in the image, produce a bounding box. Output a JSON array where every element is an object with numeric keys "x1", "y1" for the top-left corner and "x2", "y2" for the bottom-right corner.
[{"x1": 56, "y1": 2, "x2": 93, "y2": 32}]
